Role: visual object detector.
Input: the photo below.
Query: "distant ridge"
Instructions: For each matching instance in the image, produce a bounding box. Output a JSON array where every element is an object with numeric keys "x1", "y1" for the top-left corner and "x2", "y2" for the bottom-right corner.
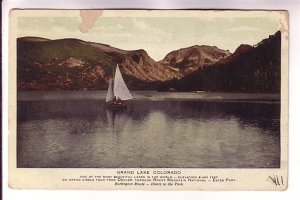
[
  {"x1": 159, "y1": 45, "x2": 231, "y2": 74},
  {"x1": 18, "y1": 36, "x2": 51, "y2": 42}
]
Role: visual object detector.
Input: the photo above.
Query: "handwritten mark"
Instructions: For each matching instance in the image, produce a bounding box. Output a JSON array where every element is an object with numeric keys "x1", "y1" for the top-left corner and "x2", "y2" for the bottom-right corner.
[{"x1": 267, "y1": 174, "x2": 284, "y2": 186}]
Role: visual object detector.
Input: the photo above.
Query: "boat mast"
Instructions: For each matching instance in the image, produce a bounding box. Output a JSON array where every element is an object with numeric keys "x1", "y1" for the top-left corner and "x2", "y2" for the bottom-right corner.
[
  {"x1": 113, "y1": 64, "x2": 115, "y2": 80},
  {"x1": 112, "y1": 64, "x2": 115, "y2": 94}
]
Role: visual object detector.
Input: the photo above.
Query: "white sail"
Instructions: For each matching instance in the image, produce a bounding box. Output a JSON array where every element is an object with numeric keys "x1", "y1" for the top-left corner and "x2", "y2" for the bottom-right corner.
[
  {"x1": 105, "y1": 78, "x2": 114, "y2": 102},
  {"x1": 113, "y1": 64, "x2": 133, "y2": 100}
]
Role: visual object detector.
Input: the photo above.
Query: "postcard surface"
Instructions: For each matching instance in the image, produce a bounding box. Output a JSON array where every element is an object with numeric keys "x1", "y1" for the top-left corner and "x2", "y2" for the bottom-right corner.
[{"x1": 9, "y1": 9, "x2": 288, "y2": 190}]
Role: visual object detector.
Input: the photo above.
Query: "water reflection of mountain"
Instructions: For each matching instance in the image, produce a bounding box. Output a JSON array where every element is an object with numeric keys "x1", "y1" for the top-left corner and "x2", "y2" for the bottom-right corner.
[
  {"x1": 18, "y1": 99, "x2": 280, "y2": 135},
  {"x1": 128, "y1": 100, "x2": 280, "y2": 134},
  {"x1": 157, "y1": 100, "x2": 280, "y2": 134},
  {"x1": 18, "y1": 100, "x2": 102, "y2": 121}
]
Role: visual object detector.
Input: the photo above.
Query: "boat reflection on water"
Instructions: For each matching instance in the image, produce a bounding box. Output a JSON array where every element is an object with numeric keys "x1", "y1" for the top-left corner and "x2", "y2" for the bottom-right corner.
[{"x1": 105, "y1": 108, "x2": 131, "y2": 135}]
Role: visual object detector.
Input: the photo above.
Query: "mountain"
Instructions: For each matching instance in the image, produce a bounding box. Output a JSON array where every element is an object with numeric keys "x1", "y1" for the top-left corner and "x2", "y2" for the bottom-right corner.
[
  {"x1": 158, "y1": 31, "x2": 281, "y2": 93},
  {"x1": 233, "y1": 44, "x2": 254, "y2": 55},
  {"x1": 17, "y1": 37, "x2": 181, "y2": 90},
  {"x1": 159, "y1": 45, "x2": 231, "y2": 74},
  {"x1": 17, "y1": 31, "x2": 281, "y2": 92}
]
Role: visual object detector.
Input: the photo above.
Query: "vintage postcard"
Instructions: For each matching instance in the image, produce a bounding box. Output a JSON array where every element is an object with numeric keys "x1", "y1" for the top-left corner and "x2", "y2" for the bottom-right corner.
[{"x1": 8, "y1": 9, "x2": 288, "y2": 190}]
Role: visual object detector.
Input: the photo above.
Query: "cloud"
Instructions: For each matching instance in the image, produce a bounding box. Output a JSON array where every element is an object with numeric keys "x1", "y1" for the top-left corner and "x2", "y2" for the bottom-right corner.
[
  {"x1": 226, "y1": 26, "x2": 260, "y2": 32},
  {"x1": 132, "y1": 18, "x2": 164, "y2": 35},
  {"x1": 94, "y1": 24, "x2": 124, "y2": 31},
  {"x1": 132, "y1": 18, "x2": 149, "y2": 31},
  {"x1": 79, "y1": 10, "x2": 103, "y2": 33},
  {"x1": 51, "y1": 26, "x2": 69, "y2": 33}
]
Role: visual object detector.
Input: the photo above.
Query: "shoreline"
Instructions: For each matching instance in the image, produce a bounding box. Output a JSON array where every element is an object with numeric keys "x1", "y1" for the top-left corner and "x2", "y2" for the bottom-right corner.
[{"x1": 17, "y1": 90, "x2": 280, "y2": 102}]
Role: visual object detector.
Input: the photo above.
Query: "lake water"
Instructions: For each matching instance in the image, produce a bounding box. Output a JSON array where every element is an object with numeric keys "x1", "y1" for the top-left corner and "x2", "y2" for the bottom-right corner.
[{"x1": 17, "y1": 91, "x2": 280, "y2": 168}]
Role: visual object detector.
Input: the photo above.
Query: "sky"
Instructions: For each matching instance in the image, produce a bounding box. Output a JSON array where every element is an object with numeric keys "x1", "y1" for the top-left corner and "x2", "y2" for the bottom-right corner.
[{"x1": 16, "y1": 10, "x2": 283, "y2": 61}]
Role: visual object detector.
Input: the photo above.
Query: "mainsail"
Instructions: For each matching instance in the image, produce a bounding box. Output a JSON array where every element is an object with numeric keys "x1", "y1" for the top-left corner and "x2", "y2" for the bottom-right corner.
[
  {"x1": 113, "y1": 64, "x2": 133, "y2": 101},
  {"x1": 105, "y1": 64, "x2": 133, "y2": 102},
  {"x1": 105, "y1": 78, "x2": 114, "y2": 102}
]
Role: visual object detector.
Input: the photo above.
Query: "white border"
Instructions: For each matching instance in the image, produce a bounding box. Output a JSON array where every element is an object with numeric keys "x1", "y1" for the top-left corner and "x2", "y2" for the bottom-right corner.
[
  {"x1": 2, "y1": 0, "x2": 300, "y2": 199},
  {"x1": 7, "y1": 9, "x2": 289, "y2": 191}
]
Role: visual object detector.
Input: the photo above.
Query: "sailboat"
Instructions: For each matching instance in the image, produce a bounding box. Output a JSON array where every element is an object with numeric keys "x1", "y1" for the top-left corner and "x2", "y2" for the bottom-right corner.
[{"x1": 105, "y1": 64, "x2": 133, "y2": 108}]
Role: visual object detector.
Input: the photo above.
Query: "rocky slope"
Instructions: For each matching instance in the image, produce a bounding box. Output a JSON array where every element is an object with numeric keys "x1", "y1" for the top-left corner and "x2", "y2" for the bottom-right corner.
[
  {"x1": 17, "y1": 37, "x2": 180, "y2": 90},
  {"x1": 159, "y1": 45, "x2": 231, "y2": 74}
]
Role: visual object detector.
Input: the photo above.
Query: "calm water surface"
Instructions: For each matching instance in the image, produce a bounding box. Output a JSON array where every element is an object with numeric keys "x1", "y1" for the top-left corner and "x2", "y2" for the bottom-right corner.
[{"x1": 17, "y1": 91, "x2": 280, "y2": 168}]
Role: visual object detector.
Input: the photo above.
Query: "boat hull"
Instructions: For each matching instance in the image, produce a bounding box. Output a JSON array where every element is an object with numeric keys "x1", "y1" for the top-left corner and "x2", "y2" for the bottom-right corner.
[{"x1": 105, "y1": 102, "x2": 127, "y2": 109}]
